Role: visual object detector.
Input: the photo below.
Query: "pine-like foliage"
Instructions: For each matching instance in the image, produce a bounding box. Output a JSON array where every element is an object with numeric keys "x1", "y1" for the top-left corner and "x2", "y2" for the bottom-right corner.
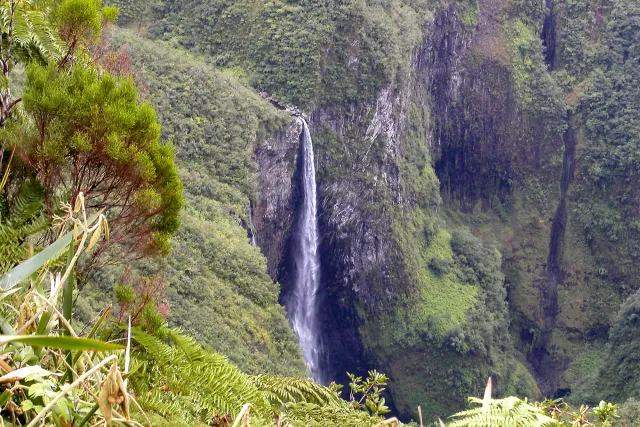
[
  {"x1": 0, "y1": 178, "x2": 49, "y2": 273},
  {"x1": 0, "y1": 0, "x2": 63, "y2": 65},
  {"x1": 129, "y1": 327, "x2": 272, "y2": 424},
  {"x1": 446, "y1": 397, "x2": 557, "y2": 427}
]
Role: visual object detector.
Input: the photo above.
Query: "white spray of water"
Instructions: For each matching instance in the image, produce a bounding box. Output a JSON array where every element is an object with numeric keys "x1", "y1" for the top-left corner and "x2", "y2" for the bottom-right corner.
[{"x1": 290, "y1": 118, "x2": 323, "y2": 382}]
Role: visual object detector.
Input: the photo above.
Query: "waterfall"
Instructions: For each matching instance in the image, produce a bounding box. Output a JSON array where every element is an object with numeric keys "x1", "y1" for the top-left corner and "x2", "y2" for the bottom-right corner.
[
  {"x1": 290, "y1": 118, "x2": 323, "y2": 382},
  {"x1": 248, "y1": 203, "x2": 257, "y2": 246}
]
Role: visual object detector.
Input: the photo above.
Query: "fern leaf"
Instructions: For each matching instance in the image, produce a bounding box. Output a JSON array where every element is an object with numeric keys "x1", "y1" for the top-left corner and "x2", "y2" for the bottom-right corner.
[{"x1": 447, "y1": 396, "x2": 557, "y2": 427}]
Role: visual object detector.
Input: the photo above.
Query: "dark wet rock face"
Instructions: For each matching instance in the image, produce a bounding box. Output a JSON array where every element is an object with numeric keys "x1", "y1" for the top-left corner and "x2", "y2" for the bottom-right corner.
[
  {"x1": 254, "y1": 120, "x2": 302, "y2": 279},
  {"x1": 252, "y1": 0, "x2": 637, "y2": 417},
  {"x1": 531, "y1": 117, "x2": 577, "y2": 395}
]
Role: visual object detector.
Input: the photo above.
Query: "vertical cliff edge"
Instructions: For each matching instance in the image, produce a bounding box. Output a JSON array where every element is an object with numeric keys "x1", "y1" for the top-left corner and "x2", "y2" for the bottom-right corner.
[{"x1": 111, "y1": 0, "x2": 640, "y2": 419}]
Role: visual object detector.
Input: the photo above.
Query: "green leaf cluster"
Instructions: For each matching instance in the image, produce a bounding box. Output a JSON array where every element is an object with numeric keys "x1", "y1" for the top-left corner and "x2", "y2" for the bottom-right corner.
[
  {"x1": 575, "y1": 289, "x2": 640, "y2": 404},
  {"x1": 17, "y1": 62, "x2": 182, "y2": 256},
  {"x1": 0, "y1": 1, "x2": 64, "y2": 65},
  {"x1": 54, "y1": 0, "x2": 103, "y2": 43},
  {"x1": 447, "y1": 396, "x2": 556, "y2": 427},
  {"x1": 129, "y1": 327, "x2": 389, "y2": 426}
]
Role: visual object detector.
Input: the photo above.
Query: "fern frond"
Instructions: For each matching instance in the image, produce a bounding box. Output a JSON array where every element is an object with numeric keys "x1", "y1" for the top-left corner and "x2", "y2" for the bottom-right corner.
[
  {"x1": 166, "y1": 328, "x2": 206, "y2": 362},
  {"x1": 8, "y1": 179, "x2": 45, "y2": 225},
  {"x1": 0, "y1": 179, "x2": 50, "y2": 273},
  {"x1": 251, "y1": 374, "x2": 345, "y2": 409},
  {"x1": 131, "y1": 328, "x2": 272, "y2": 424},
  {"x1": 131, "y1": 327, "x2": 174, "y2": 365},
  {"x1": 447, "y1": 396, "x2": 558, "y2": 427},
  {"x1": 0, "y1": 1, "x2": 63, "y2": 65},
  {"x1": 279, "y1": 401, "x2": 383, "y2": 427},
  {"x1": 129, "y1": 327, "x2": 389, "y2": 426}
]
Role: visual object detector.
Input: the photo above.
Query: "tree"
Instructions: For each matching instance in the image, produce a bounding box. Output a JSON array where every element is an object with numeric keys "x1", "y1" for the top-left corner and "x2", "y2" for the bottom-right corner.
[
  {"x1": 54, "y1": 0, "x2": 119, "y2": 67},
  {"x1": 588, "y1": 290, "x2": 640, "y2": 403},
  {"x1": 0, "y1": 0, "x2": 182, "y2": 265},
  {"x1": 13, "y1": 63, "x2": 182, "y2": 261}
]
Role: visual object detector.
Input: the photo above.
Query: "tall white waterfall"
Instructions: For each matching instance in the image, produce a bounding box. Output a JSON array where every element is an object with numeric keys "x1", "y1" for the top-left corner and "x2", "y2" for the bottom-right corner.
[{"x1": 290, "y1": 118, "x2": 323, "y2": 382}]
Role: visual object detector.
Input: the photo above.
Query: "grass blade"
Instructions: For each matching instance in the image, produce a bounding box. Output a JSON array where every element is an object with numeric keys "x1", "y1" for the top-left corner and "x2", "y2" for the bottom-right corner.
[
  {"x1": 0, "y1": 146, "x2": 15, "y2": 192},
  {"x1": 0, "y1": 335, "x2": 124, "y2": 351},
  {"x1": 72, "y1": 305, "x2": 112, "y2": 367},
  {"x1": 76, "y1": 402, "x2": 99, "y2": 427}
]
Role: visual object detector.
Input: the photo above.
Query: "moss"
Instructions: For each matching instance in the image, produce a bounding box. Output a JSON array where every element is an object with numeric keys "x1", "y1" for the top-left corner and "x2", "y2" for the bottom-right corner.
[
  {"x1": 501, "y1": 360, "x2": 541, "y2": 398},
  {"x1": 117, "y1": 0, "x2": 432, "y2": 110},
  {"x1": 356, "y1": 201, "x2": 540, "y2": 418},
  {"x1": 458, "y1": 0, "x2": 478, "y2": 29},
  {"x1": 412, "y1": 229, "x2": 478, "y2": 339},
  {"x1": 506, "y1": 19, "x2": 537, "y2": 104},
  {"x1": 565, "y1": 342, "x2": 606, "y2": 389},
  {"x1": 363, "y1": 224, "x2": 479, "y2": 351},
  {"x1": 504, "y1": 16, "x2": 566, "y2": 135},
  {"x1": 446, "y1": 192, "x2": 551, "y2": 327},
  {"x1": 553, "y1": 0, "x2": 599, "y2": 81},
  {"x1": 385, "y1": 339, "x2": 538, "y2": 421},
  {"x1": 386, "y1": 349, "x2": 483, "y2": 419},
  {"x1": 440, "y1": 161, "x2": 623, "y2": 394}
]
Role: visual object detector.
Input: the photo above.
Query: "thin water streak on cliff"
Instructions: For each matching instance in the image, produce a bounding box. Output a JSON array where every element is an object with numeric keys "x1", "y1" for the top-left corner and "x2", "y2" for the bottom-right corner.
[
  {"x1": 533, "y1": 114, "x2": 577, "y2": 395},
  {"x1": 248, "y1": 203, "x2": 257, "y2": 246},
  {"x1": 289, "y1": 118, "x2": 324, "y2": 382}
]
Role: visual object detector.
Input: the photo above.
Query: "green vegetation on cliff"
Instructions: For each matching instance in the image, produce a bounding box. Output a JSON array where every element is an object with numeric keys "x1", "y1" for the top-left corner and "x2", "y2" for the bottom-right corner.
[
  {"x1": 573, "y1": 0, "x2": 640, "y2": 302},
  {"x1": 91, "y1": 0, "x2": 640, "y2": 421},
  {"x1": 115, "y1": 0, "x2": 432, "y2": 108},
  {"x1": 576, "y1": 289, "x2": 640, "y2": 403},
  {"x1": 572, "y1": 4, "x2": 640, "y2": 406},
  {"x1": 77, "y1": 31, "x2": 307, "y2": 377}
]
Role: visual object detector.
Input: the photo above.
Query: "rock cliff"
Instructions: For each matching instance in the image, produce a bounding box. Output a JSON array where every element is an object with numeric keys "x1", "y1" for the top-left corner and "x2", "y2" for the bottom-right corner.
[
  {"x1": 113, "y1": 0, "x2": 640, "y2": 419},
  {"x1": 254, "y1": 1, "x2": 544, "y2": 419}
]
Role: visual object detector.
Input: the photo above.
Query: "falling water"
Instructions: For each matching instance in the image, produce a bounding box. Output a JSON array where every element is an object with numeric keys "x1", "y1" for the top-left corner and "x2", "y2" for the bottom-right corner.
[
  {"x1": 248, "y1": 203, "x2": 257, "y2": 247},
  {"x1": 290, "y1": 118, "x2": 323, "y2": 382}
]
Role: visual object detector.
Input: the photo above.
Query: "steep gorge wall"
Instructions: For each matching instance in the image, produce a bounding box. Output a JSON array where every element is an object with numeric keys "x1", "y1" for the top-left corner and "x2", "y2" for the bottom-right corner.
[
  {"x1": 426, "y1": 0, "x2": 569, "y2": 396},
  {"x1": 254, "y1": 120, "x2": 302, "y2": 279},
  {"x1": 253, "y1": 1, "x2": 541, "y2": 419},
  {"x1": 111, "y1": 0, "x2": 640, "y2": 417},
  {"x1": 252, "y1": 0, "x2": 640, "y2": 413},
  {"x1": 423, "y1": 0, "x2": 603, "y2": 398},
  {"x1": 428, "y1": 0, "x2": 640, "y2": 403}
]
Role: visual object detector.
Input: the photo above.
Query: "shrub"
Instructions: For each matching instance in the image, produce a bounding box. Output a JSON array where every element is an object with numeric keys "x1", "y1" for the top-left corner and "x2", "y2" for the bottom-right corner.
[{"x1": 430, "y1": 255, "x2": 453, "y2": 275}]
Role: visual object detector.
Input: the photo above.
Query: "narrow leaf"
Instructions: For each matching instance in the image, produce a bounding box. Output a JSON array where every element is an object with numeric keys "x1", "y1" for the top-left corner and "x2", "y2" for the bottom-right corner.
[
  {"x1": 0, "y1": 146, "x2": 15, "y2": 192},
  {"x1": 0, "y1": 335, "x2": 124, "y2": 351},
  {"x1": 0, "y1": 390, "x2": 11, "y2": 406}
]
